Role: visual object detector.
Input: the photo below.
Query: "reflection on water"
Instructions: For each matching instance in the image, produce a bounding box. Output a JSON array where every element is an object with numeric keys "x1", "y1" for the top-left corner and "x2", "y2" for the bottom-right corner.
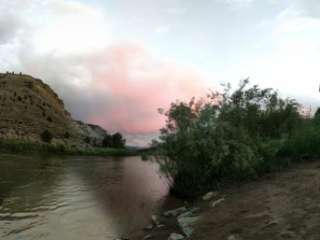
[{"x1": 0, "y1": 154, "x2": 170, "y2": 240}]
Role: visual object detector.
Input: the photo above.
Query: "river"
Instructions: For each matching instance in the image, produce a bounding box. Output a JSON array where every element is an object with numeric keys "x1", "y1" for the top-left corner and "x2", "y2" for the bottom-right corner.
[{"x1": 0, "y1": 154, "x2": 175, "y2": 240}]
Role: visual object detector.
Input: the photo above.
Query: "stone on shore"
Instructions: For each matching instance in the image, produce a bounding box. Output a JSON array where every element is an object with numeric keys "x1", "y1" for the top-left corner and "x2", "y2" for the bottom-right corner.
[
  {"x1": 151, "y1": 215, "x2": 160, "y2": 225},
  {"x1": 202, "y1": 191, "x2": 218, "y2": 201},
  {"x1": 144, "y1": 224, "x2": 153, "y2": 230},
  {"x1": 227, "y1": 234, "x2": 243, "y2": 240},
  {"x1": 177, "y1": 214, "x2": 200, "y2": 237},
  {"x1": 163, "y1": 207, "x2": 187, "y2": 217},
  {"x1": 168, "y1": 233, "x2": 184, "y2": 240},
  {"x1": 177, "y1": 210, "x2": 193, "y2": 219},
  {"x1": 143, "y1": 234, "x2": 152, "y2": 240},
  {"x1": 189, "y1": 207, "x2": 200, "y2": 213},
  {"x1": 211, "y1": 197, "x2": 225, "y2": 208}
]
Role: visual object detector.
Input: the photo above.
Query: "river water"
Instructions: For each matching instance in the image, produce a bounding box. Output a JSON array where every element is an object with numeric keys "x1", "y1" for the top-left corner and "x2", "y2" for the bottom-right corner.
[{"x1": 0, "y1": 154, "x2": 173, "y2": 240}]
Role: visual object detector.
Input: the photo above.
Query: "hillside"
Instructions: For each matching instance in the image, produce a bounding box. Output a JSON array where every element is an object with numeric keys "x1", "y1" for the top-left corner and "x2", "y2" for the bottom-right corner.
[{"x1": 0, "y1": 72, "x2": 107, "y2": 147}]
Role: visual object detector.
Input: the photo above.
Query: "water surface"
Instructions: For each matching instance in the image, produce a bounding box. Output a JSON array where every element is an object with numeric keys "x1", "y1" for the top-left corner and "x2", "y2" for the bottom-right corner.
[{"x1": 0, "y1": 154, "x2": 171, "y2": 239}]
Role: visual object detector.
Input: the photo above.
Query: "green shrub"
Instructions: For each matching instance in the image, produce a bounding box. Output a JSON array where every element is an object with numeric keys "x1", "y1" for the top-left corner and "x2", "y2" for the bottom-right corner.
[
  {"x1": 152, "y1": 80, "x2": 302, "y2": 198},
  {"x1": 280, "y1": 121, "x2": 320, "y2": 160}
]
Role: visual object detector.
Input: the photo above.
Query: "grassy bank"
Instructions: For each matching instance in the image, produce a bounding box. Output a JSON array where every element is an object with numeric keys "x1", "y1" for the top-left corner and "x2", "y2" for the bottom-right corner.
[{"x1": 0, "y1": 139, "x2": 139, "y2": 156}]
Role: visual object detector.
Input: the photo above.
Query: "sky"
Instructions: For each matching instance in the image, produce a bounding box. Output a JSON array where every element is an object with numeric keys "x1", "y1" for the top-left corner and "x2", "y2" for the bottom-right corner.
[{"x1": 0, "y1": 0, "x2": 320, "y2": 146}]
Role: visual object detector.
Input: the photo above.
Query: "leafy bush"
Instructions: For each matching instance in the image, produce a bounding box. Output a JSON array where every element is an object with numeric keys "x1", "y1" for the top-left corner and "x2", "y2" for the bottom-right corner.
[
  {"x1": 280, "y1": 119, "x2": 320, "y2": 160},
  {"x1": 152, "y1": 80, "x2": 302, "y2": 198}
]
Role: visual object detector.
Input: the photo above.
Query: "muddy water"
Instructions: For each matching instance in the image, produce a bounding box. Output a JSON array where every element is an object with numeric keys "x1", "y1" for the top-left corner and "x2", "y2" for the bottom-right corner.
[{"x1": 0, "y1": 154, "x2": 172, "y2": 240}]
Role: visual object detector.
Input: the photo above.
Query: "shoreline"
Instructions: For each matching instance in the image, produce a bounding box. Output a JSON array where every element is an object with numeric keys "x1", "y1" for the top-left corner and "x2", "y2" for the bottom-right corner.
[
  {"x1": 0, "y1": 139, "x2": 141, "y2": 157},
  {"x1": 134, "y1": 159, "x2": 320, "y2": 240}
]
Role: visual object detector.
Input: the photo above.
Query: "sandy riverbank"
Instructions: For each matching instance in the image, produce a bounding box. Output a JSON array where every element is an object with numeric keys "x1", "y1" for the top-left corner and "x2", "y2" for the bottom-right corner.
[{"x1": 133, "y1": 160, "x2": 320, "y2": 240}]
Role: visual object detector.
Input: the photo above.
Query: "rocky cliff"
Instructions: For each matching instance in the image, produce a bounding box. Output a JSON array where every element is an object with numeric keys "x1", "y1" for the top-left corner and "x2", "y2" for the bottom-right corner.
[
  {"x1": 0, "y1": 72, "x2": 107, "y2": 146},
  {"x1": 72, "y1": 121, "x2": 108, "y2": 146}
]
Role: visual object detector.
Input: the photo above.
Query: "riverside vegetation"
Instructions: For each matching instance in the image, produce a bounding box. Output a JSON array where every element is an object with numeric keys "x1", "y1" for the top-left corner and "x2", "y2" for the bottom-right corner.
[
  {"x1": 0, "y1": 125, "x2": 133, "y2": 156},
  {"x1": 151, "y1": 79, "x2": 319, "y2": 199},
  {"x1": 0, "y1": 138, "x2": 137, "y2": 156}
]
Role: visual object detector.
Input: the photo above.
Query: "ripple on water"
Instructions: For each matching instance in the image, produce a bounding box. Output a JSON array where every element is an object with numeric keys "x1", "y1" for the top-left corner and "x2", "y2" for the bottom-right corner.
[
  {"x1": 2, "y1": 220, "x2": 41, "y2": 237},
  {"x1": 30, "y1": 202, "x2": 70, "y2": 212},
  {"x1": 0, "y1": 212, "x2": 39, "y2": 221},
  {"x1": 0, "y1": 155, "x2": 172, "y2": 240}
]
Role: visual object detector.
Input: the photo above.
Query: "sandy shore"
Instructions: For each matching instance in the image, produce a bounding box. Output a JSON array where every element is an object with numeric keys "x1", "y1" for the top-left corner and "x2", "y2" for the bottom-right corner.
[{"x1": 133, "y1": 160, "x2": 320, "y2": 240}]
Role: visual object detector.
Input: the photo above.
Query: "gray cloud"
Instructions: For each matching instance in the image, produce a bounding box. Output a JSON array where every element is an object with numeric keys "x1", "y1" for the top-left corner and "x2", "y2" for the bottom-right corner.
[
  {"x1": 0, "y1": 14, "x2": 21, "y2": 44},
  {"x1": 298, "y1": 0, "x2": 320, "y2": 18}
]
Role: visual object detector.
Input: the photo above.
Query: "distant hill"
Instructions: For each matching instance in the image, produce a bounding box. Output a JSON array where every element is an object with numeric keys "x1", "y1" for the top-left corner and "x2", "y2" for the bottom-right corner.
[{"x1": 0, "y1": 72, "x2": 108, "y2": 147}]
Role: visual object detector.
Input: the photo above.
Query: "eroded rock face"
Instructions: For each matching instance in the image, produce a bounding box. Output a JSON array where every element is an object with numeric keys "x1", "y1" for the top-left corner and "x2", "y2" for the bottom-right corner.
[
  {"x1": 72, "y1": 121, "x2": 108, "y2": 146},
  {"x1": 0, "y1": 72, "x2": 107, "y2": 146},
  {"x1": 0, "y1": 72, "x2": 74, "y2": 142}
]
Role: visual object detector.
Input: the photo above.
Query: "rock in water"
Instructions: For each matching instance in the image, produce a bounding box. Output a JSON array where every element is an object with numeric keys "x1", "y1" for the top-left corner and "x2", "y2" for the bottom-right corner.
[{"x1": 168, "y1": 233, "x2": 184, "y2": 240}]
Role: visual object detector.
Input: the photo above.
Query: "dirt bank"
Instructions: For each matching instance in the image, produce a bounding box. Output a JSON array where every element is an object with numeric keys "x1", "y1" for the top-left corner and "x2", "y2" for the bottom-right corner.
[{"x1": 135, "y1": 160, "x2": 320, "y2": 240}]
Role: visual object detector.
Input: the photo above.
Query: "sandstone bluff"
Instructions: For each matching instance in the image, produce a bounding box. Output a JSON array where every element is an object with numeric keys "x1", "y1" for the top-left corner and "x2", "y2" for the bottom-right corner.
[{"x1": 0, "y1": 72, "x2": 107, "y2": 147}]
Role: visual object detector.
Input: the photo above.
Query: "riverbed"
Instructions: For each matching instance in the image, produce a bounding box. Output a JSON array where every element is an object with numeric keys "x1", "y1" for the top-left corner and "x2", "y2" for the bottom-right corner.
[{"x1": 0, "y1": 154, "x2": 175, "y2": 240}]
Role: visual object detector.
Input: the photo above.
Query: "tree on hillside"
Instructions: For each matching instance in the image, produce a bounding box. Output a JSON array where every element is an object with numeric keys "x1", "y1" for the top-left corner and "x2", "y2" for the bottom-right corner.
[
  {"x1": 102, "y1": 132, "x2": 126, "y2": 148},
  {"x1": 102, "y1": 134, "x2": 113, "y2": 147},
  {"x1": 112, "y1": 132, "x2": 126, "y2": 148},
  {"x1": 40, "y1": 130, "x2": 53, "y2": 143}
]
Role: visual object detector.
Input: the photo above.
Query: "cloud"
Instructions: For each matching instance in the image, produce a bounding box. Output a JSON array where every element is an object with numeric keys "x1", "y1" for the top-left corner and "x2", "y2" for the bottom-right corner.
[
  {"x1": 0, "y1": 13, "x2": 21, "y2": 45},
  {"x1": 240, "y1": 0, "x2": 320, "y2": 100},
  {"x1": 214, "y1": 0, "x2": 255, "y2": 7},
  {"x1": 0, "y1": 0, "x2": 207, "y2": 146},
  {"x1": 19, "y1": 43, "x2": 207, "y2": 138},
  {"x1": 85, "y1": 44, "x2": 207, "y2": 134},
  {"x1": 297, "y1": 0, "x2": 320, "y2": 19}
]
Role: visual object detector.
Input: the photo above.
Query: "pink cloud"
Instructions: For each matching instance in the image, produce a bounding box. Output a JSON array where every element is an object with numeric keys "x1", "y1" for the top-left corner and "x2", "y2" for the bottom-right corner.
[{"x1": 85, "y1": 44, "x2": 208, "y2": 134}]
